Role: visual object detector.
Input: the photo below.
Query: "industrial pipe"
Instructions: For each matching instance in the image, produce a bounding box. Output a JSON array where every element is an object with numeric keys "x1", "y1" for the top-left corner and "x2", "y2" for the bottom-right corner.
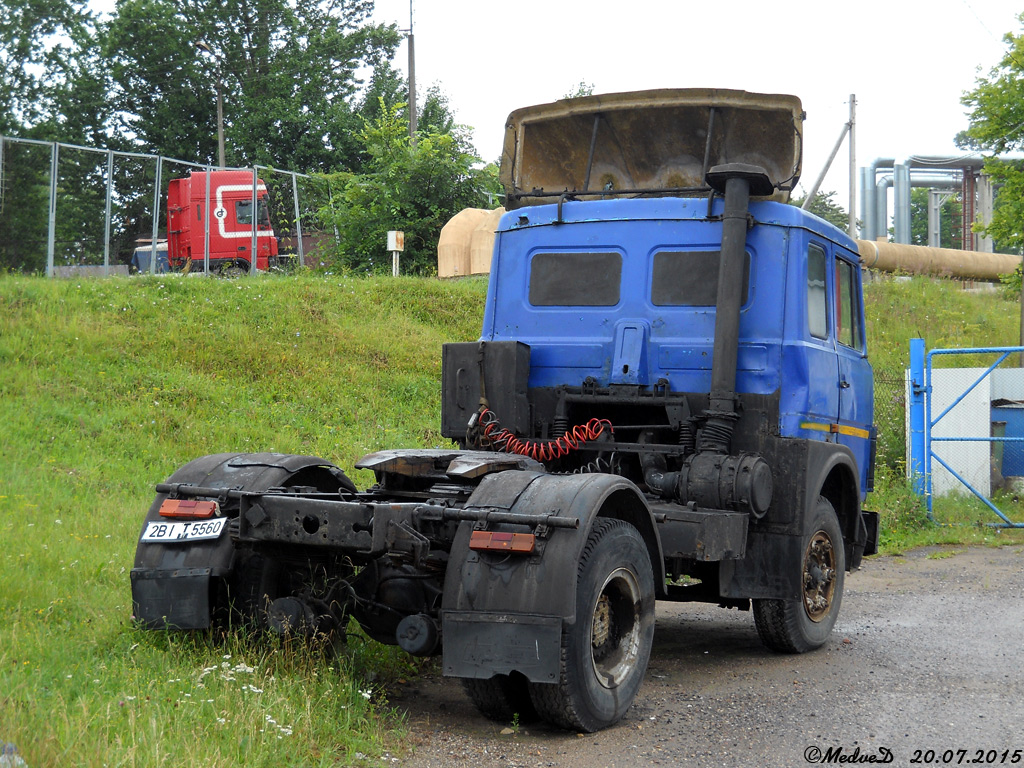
[{"x1": 856, "y1": 240, "x2": 1018, "y2": 280}]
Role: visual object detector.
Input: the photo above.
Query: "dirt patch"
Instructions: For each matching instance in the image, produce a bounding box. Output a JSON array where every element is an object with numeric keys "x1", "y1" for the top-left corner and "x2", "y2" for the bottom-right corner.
[{"x1": 390, "y1": 546, "x2": 1024, "y2": 767}]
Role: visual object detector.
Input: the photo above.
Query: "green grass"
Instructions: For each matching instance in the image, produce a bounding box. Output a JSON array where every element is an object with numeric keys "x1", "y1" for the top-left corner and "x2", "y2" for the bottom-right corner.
[
  {"x1": 863, "y1": 273, "x2": 1024, "y2": 552},
  {"x1": 0, "y1": 272, "x2": 486, "y2": 767},
  {"x1": 2, "y1": 269, "x2": 1023, "y2": 764}
]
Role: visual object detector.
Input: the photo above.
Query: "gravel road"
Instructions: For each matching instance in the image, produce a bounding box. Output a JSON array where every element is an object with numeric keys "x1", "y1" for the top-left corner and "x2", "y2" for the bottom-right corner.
[{"x1": 388, "y1": 545, "x2": 1024, "y2": 767}]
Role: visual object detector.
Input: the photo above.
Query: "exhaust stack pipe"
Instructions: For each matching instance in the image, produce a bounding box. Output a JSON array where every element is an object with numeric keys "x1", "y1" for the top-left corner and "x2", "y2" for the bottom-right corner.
[
  {"x1": 642, "y1": 164, "x2": 774, "y2": 518},
  {"x1": 701, "y1": 163, "x2": 774, "y2": 452}
]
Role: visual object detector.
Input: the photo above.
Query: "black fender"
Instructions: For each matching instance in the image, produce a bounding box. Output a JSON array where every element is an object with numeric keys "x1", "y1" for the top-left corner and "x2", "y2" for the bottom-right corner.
[
  {"x1": 723, "y1": 437, "x2": 866, "y2": 601},
  {"x1": 130, "y1": 452, "x2": 351, "y2": 629},
  {"x1": 805, "y1": 439, "x2": 872, "y2": 569},
  {"x1": 440, "y1": 470, "x2": 661, "y2": 682}
]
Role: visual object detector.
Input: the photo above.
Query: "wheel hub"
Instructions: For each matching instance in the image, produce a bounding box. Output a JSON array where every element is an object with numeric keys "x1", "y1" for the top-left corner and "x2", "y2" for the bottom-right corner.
[
  {"x1": 802, "y1": 532, "x2": 837, "y2": 622},
  {"x1": 590, "y1": 567, "x2": 643, "y2": 688}
]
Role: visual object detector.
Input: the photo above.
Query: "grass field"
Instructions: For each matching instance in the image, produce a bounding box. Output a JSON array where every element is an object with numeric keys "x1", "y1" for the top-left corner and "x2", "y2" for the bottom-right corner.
[
  {"x1": 1, "y1": 270, "x2": 1022, "y2": 766},
  {"x1": 0, "y1": 273, "x2": 485, "y2": 767}
]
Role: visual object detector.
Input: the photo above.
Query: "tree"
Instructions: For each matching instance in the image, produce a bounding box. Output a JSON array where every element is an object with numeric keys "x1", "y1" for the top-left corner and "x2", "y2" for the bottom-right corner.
[
  {"x1": 318, "y1": 101, "x2": 499, "y2": 275},
  {"x1": 958, "y1": 13, "x2": 1024, "y2": 253},
  {"x1": 789, "y1": 190, "x2": 850, "y2": 231},
  {"x1": 0, "y1": 0, "x2": 114, "y2": 272},
  {"x1": 0, "y1": 0, "x2": 95, "y2": 135},
  {"x1": 102, "y1": 0, "x2": 400, "y2": 172}
]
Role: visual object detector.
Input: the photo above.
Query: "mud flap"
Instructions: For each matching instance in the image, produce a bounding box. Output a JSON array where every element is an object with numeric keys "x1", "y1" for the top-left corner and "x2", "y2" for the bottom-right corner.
[
  {"x1": 130, "y1": 566, "x2": 224, "y2": 629},
  {"x1": 442, "y1": 611, "x2": 562, "y2": 684},
  {"x1": 861, "y1": 509, "x2": 880, "y2": 558}
]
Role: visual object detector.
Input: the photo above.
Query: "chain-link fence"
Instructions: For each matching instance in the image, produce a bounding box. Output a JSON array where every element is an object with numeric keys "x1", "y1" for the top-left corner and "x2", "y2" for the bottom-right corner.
[
  {"x1": 0, "y1": 135, "x2": 336, "y2": 275},
  {"x1": 874, "y1": 366, "x2": 908, "y2": 472}
]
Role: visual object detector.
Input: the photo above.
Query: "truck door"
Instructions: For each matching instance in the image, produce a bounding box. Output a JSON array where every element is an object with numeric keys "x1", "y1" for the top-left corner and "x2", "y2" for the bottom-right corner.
[
  {"x1": 802, "y1": 241, "x2": 840, "y2": 430},
  {"x1": 834, "y1": 251, "x2": 874, "y2": 489}
]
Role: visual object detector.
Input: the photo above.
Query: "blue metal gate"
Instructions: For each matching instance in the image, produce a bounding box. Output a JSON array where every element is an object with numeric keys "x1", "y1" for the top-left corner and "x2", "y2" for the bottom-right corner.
[{"x1": 908, "y1": 338, "x2": 1024, "y2": 528}]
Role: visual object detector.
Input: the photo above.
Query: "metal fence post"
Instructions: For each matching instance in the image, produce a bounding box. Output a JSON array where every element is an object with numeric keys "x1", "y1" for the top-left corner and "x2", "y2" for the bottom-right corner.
[
  {"x1": 203, "y1": 164, "x2": 212, "y2": 274},
  {"x1": 250, "y1": 167, "x2": 258, "y2": 271},
  {"x1": 291, "y1": 171, "x2": 304, "y2": 265},
  {"x1": 149, "y1": 157, "x2": 163, "y2": 274},
  {"x1": 103, "y1": 150, "x2": 114, "y2": 274},
  {"x1": 47, "y1": 142, "x2": 59, "y2": 277},
  {"x1": 909, "y1": 337, "x2": 927, "y2": 497}
]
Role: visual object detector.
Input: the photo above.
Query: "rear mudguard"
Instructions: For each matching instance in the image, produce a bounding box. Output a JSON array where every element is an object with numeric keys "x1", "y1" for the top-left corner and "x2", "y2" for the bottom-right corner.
[
  {"x1": 130, "y1": 452, "x2": 350, "y2": 629},
  {"x1": 440, "y1": 470, "x2": 662, "y2": 683}
]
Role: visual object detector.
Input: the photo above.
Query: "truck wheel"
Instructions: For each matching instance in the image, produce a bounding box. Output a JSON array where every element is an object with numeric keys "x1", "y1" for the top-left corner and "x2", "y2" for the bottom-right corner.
[
  {"x1": 462, "y1": 673, "x2": 538, "y2": 723},
  {"x1": 753, "y1": 496, "x2": 845, "y2": 653},
  {"x1": 528, "y1": 518, "x2": 655, "y2": 732}
]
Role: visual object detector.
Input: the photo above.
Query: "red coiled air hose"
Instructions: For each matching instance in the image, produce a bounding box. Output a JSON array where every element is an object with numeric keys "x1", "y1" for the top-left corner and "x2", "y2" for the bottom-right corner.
[{"x1": 477, "y1": 408, "x2": 613, "y2": 463}]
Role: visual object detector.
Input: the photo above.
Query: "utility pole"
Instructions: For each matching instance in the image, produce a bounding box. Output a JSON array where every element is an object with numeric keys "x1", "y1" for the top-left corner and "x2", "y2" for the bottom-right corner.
[
  {"x1": 215, "y1": 74, "x2": 225, "y2": 169},
  {"x1": 801, "y1": 93, "x2": 857, "y2": 234},
  {"x1": 848, "y1": 94, "x2": 856, "y2": 238},
  {"x1": 196, "y1": 41, "x2": 226, "y2": 168},
  {"x1": 406, "y1": 0, "x2": 416, "y2": 141}
]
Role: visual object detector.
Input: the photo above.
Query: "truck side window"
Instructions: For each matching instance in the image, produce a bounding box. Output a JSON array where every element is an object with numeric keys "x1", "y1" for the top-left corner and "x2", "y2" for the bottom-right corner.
[
  {"x1": 836, "y1": 258, "x2": 863, "y2": 350},
  {"x1": 651, "y1": 251, "x2": 749, "y2": 306},
  {"x1": 236, "y1": 200, "x2": 270, "y2": 227},
  {"x1": 807, "y1": 244, "x2": 828, "y2": 340},
  {"x1": 529, "y1": 252, "x2": 622, "y2": 306}
]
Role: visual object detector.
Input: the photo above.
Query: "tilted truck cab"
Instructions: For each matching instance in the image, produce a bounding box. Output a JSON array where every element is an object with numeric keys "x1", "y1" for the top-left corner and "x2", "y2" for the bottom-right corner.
[
  {"x1": 131, "y1": 89, "x2": 878, "y2": 733},
  {"x1": 166, "y1": 170, "x2": 280, "y2": 273}
]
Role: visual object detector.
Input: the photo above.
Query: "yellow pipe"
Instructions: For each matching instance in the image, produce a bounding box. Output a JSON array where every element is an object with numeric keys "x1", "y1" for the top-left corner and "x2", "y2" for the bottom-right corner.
[{"x1": 856, "y1": 240, "x2": 1020, "y2": 280}]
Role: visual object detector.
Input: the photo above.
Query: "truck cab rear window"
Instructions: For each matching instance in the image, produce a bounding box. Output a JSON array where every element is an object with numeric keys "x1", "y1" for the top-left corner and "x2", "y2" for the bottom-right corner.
[
  {"x1": 529, "y1": 252, "x2": 622, "y2": 306},
  {"x1": 651, "y1": 250, "x2": 749, "y2": 306}
]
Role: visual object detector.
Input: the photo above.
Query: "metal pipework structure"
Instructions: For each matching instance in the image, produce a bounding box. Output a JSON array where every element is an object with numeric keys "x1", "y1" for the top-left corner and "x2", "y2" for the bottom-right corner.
[
  {"x1": 861, "y1": 155, "x2": 994, "y2": 249},
  {"x1": 871, "y1": 173, "x2": 961, "y2": 248}
]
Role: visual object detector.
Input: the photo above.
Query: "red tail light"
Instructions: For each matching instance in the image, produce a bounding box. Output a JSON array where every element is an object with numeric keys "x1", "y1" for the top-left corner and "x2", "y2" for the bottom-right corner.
[
  {"x1": 159, "y1": 499, "x2": 219, "y2": 519},
  {"x1": 469, "y1": 530, "x2": 536, "y2": 554}
]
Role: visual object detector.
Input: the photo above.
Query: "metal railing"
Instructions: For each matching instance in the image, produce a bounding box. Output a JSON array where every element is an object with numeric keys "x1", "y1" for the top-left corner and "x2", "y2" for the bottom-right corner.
[
  {"x1": 908, "y1": 337, "x2": 1024, "y2": 528},
  {"x1": 0, "y1": 135, "x2": 330, "y2": 276}
]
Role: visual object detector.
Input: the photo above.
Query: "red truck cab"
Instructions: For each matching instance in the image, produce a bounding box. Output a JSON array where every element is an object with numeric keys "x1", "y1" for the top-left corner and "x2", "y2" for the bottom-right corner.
[{"x1": 167, "y1": 170, "x2": 279, "y2": 273}]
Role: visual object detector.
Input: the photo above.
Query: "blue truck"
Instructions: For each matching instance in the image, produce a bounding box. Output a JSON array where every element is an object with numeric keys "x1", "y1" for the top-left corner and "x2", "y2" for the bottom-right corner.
[{"x1": 131, "y1": 89, "x2": 878, "y2": 732}]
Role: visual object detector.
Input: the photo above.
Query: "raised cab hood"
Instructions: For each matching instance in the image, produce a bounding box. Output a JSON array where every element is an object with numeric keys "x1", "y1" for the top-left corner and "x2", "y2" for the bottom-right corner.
[{"x1": 499, "y1": 88, "x2": 803, "y2": 208}]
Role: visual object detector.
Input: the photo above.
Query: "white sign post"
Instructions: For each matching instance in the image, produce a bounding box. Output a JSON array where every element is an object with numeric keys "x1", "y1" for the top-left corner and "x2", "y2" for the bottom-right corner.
[{"x1": 387, "y1": 230, "x2": 405, "y2": 276}]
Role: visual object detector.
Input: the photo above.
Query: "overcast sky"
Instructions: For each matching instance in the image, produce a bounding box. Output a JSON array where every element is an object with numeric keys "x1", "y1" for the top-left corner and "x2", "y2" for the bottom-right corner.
[
  {"x1": 372, "y1": 0, "x2": 1021, "y2": 216},
  {"x1": 82, "y1": 0, "x2": 1021, "y2": 217}
]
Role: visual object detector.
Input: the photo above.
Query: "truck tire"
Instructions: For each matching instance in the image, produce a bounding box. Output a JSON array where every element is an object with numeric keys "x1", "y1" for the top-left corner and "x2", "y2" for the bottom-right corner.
[
  {"x1": 461, "y1": 673, "x2": 538, "y2": 723},
  {"x1": 753, "y1": 496, "x2": 845, "y2": 653},
  {"x1": 528, "y1": 518, "x2": 655, "y2": 732}
]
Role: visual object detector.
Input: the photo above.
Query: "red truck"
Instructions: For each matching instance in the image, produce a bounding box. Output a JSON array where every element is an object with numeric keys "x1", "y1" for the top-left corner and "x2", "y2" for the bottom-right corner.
[{"x1": 166, "y1": 170, "x2": 281, "y2": 273}]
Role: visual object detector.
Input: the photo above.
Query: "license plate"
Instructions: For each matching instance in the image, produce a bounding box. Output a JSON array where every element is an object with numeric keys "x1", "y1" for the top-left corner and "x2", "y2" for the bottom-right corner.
[{"x1": 141, "y1": 517, "x2": 227, "y2": 543}]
